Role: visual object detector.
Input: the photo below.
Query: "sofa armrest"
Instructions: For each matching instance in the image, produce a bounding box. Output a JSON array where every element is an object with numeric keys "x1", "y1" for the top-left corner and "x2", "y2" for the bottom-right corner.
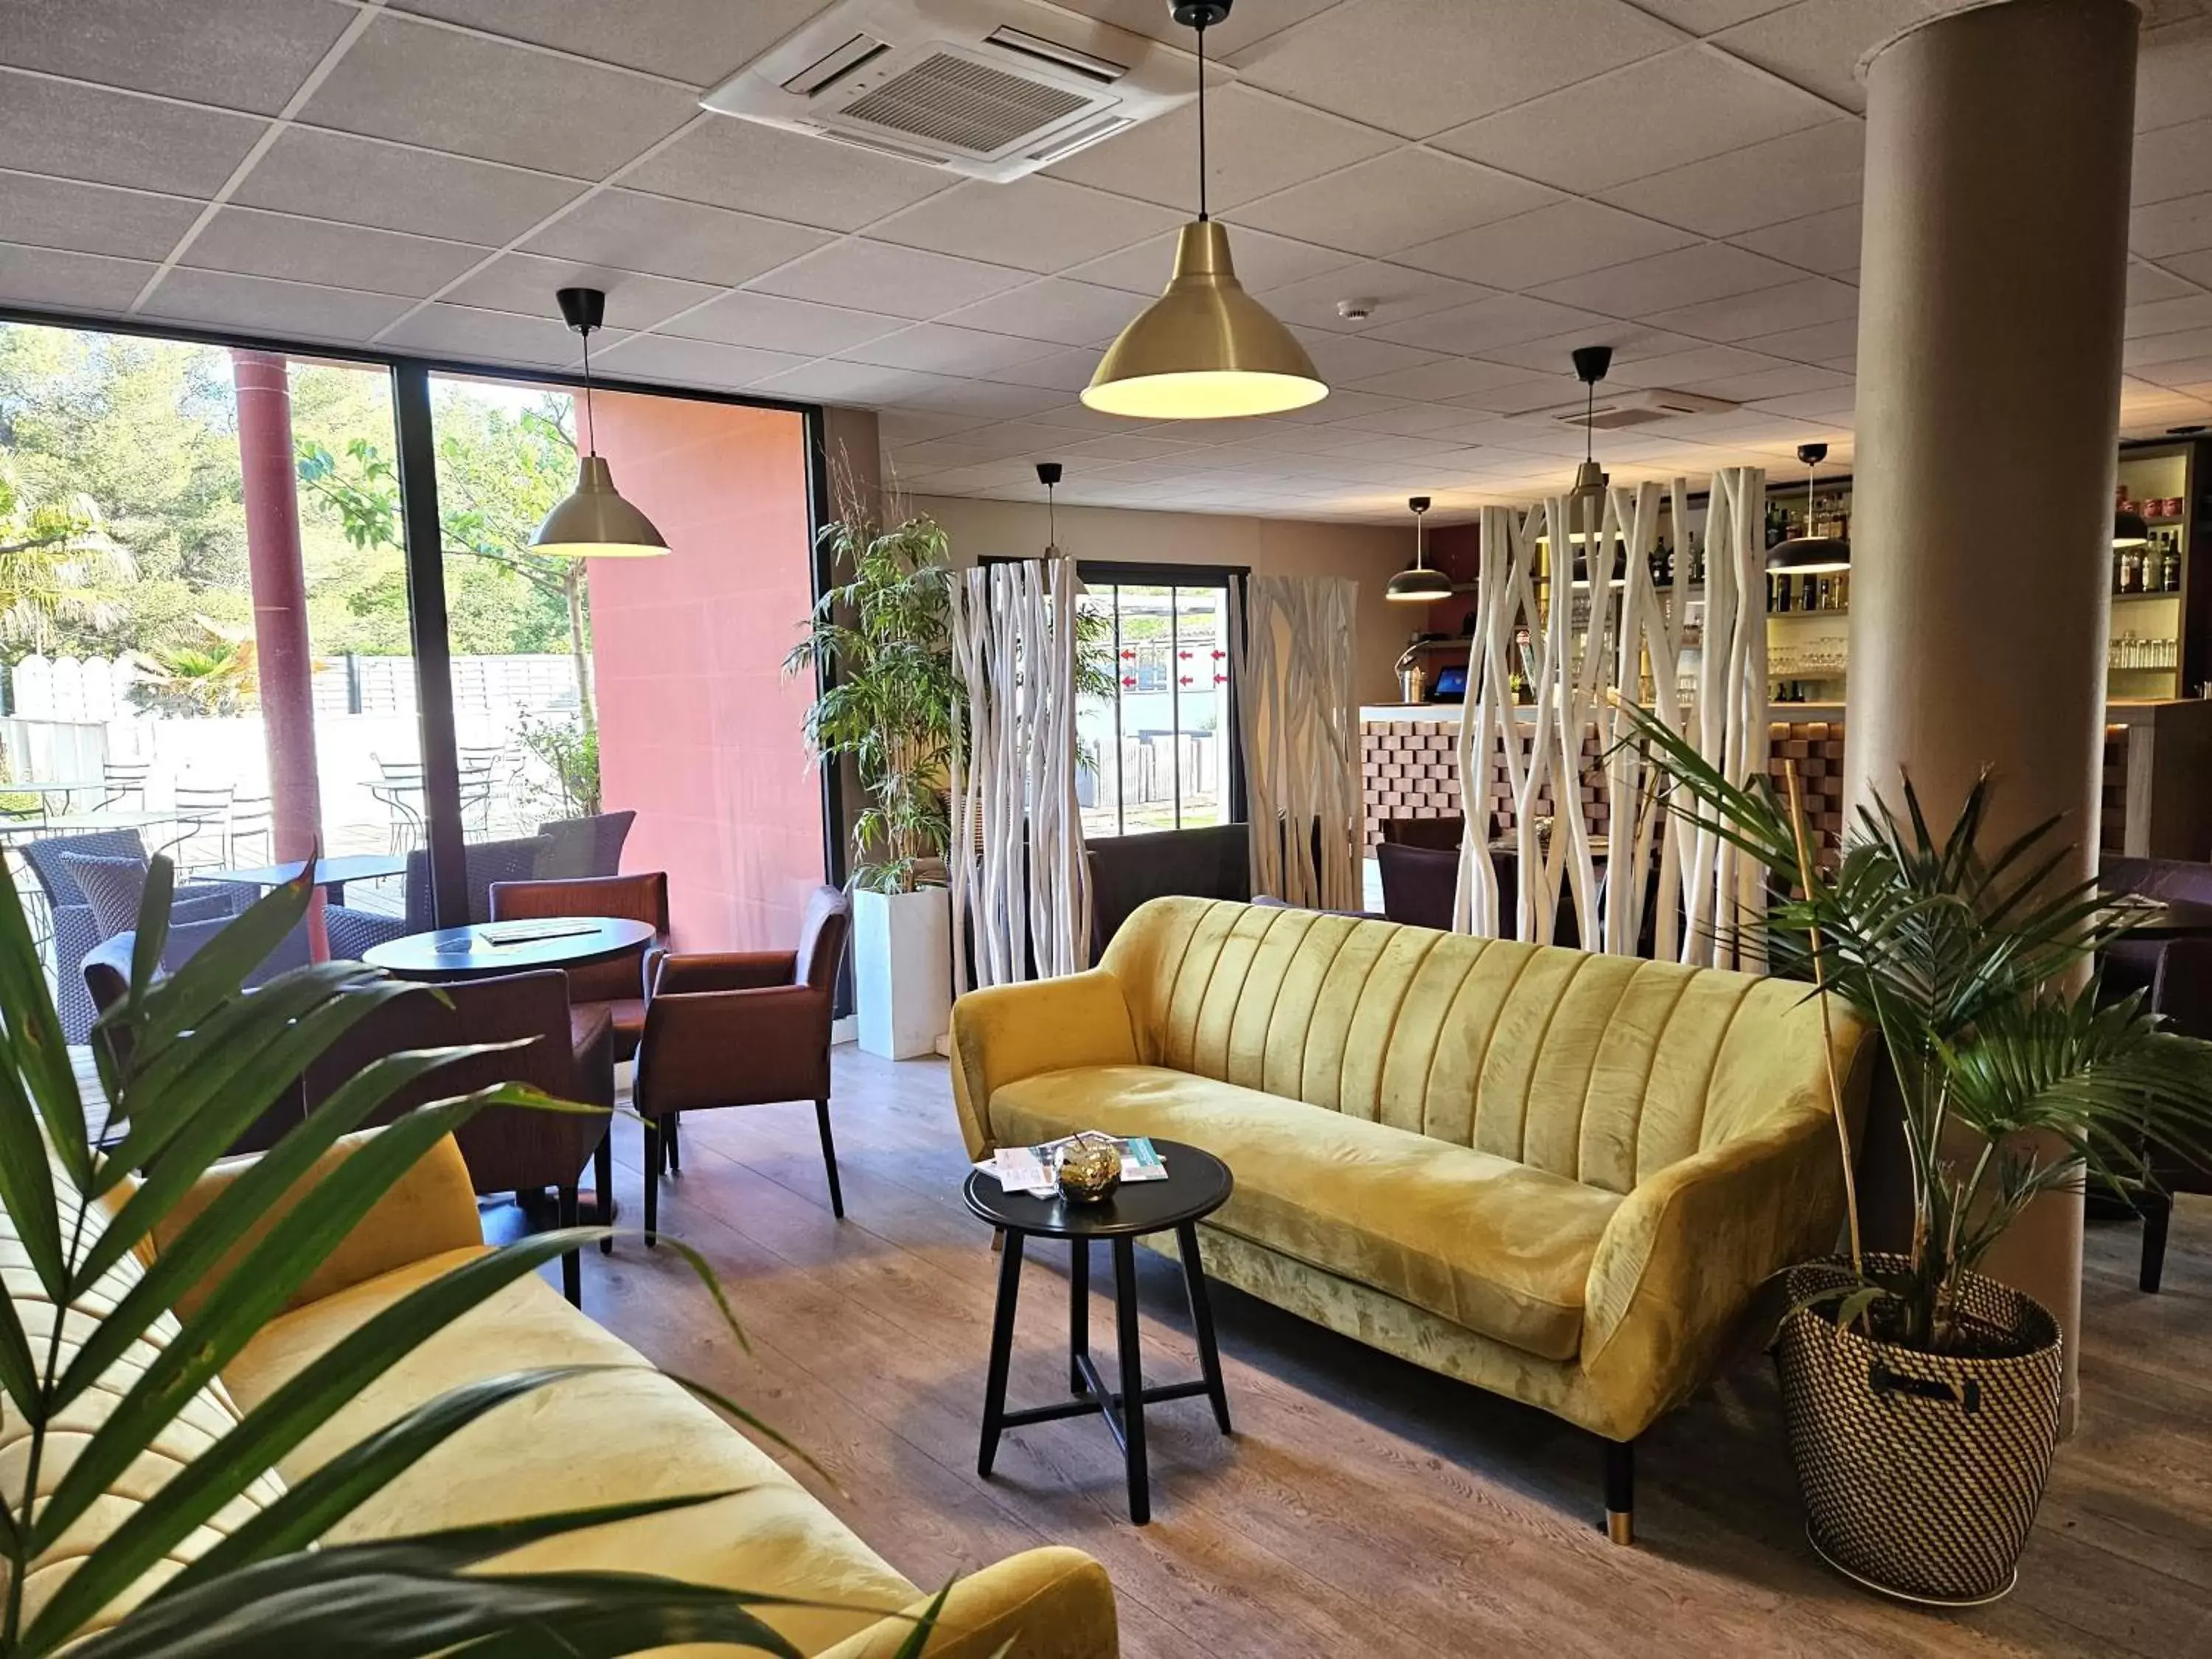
[
  {"x1": 155, "y1": 1128, "x2": 484, "y2": 1318},
  {"x1": 948, "y1": 970, "x2": 1141, "y2": 1161},
  {"x1": 810, "y1": 1547, "x2": 1117, "y2": 1659},
  {"x1": 1577, "y1": 1102, "x2": 1846, "y2": 1440}
]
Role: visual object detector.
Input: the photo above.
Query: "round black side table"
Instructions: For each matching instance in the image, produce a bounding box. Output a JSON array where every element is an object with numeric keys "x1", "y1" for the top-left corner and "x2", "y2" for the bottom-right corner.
[{"x1": 962, "y1": 1139, "x2": 1234, "y2": 1524}]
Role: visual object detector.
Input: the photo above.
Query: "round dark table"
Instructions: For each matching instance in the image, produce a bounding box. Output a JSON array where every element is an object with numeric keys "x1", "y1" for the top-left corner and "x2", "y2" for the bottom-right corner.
[
  {"x1": 963, "y1": 1139, "x2": 1234, "y2": 1524},
  {"x1": 2105, "y1": 897, "x2": 2212, "y2": 940},
  {"x1": 363, "y1": 916, "x2": 658, "y2": 981}
]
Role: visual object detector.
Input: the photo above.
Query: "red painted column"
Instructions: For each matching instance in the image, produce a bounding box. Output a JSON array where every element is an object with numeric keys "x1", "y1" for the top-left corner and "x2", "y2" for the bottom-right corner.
[{"x1": 230, "y1": 349, "x2": 327, "y2": 957}]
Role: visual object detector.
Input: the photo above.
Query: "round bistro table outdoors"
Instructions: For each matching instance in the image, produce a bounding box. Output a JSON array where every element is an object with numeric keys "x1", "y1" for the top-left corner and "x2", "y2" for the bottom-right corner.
[
  {"x1": 962, "y1": 1139, "x2": 1234, "y2": 1524},
  {"x1": 362, "y1": 916, "x2": 658, "y2": 981}
]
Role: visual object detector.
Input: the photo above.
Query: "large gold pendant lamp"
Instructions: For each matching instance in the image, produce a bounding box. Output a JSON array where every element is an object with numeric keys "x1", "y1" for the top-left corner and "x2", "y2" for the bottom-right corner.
[
  {"x1": 532, "y1": 286, "x2": 670, "y2": 558},
  {"x1": 1082, "y1": 1, "x2": 1326, "y2": 420}
]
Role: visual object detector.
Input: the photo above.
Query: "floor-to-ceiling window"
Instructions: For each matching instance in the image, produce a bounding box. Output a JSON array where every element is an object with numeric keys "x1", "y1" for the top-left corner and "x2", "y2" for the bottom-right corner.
[{"x1": 1075, "y1": 563, "x2": 1239, "y2": 838}]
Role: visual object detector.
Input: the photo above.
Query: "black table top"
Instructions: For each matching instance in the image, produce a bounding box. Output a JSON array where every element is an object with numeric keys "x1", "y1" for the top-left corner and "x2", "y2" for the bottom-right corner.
[
  {"x1": 206, "y1": 854, "x2": 408, "y2": 887},
  {"x1": 363, "y1": 915, "x2": 656, "y2": 981},
  {"x1": 2104, "y1": 897, "x2": 2212, "y2": 939},
  {"x1": 964, "y1": 1138, "x2": 1232, "y2": 1239}
]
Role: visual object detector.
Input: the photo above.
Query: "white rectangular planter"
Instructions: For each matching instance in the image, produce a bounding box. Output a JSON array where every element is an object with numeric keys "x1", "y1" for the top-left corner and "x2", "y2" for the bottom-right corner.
[{"x1": 853, "y1": 886, "x2": 952, "y2": 1060}]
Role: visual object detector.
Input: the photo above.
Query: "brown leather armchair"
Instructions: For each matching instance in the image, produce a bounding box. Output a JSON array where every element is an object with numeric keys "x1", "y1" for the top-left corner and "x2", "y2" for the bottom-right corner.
[
  {"x1": 305, "y1": 969, "x2": 616, "y2": 1305},
  {"x1": 634, "y1": 886, "x2": 850, "y2": 1243},
  {"x1": 488, "y1": 872, "x2": 670, "y2": 1062}
]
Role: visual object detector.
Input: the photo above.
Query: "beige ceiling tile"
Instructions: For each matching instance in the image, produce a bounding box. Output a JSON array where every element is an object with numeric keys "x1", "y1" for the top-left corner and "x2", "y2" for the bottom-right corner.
[
  {"x1": 1399, "y1": 198, "x2": 1697, "y2": 290},
  {"x1": 662, "y1": 290, "x2": 905, "y2": 356},
  {"x1": 183, "y1": 206, "x2": 489, "y2": 299},
  {"x1": 0, "y1": 70, "x2": 264, "y2": 197},
  {"x1": 1312, "y1": 403, "x2": 1493, "y2": 438},
  {"x1": 869, "y1": 178, "x2": 1181, "y2": 274},
  {"x1": 1059, "y1": 0, "x2": 1344, "y2": 58},
  {"x1": 441, "y1": 252, "x2": 720, "y2": 329},
  {"x1": 624, "y1": 119, "x2": 951, "y2": 232},
  {"x1": 588, "y1": 333, "x2": 811, "y2": 389},
  {"x1": 0, "y1": 172, "x2": 202, "y2": 261},
  {"x1": 1350, "y1": 356, "x2": 1554, "y2": 401},
  {"x1": 2127, "y1": 262, "x2": 2199, "y2": 306},
  {"x1": 1452, "y1": 372, "x2": 1588, "y2": 416},
  {"x1": 142, "y1": 267, "x2": 413, "y2": 341},
  {"x1": 1235, "y1": 0, "x2": 1683, "y2": 139},
  {"x1": 939, "y1": 277, "x2": 1141, "y2": 344},
  {"x1": 1048, "y1": 83, "x2": 1394, "y2": 212},
  {"x1": 1370, "y1": 291, "x2": 1615, "y2": 355},
  {"x1": 1322, "y1": 431, "x2": 1489, "y2": 463},
  {"x1": 905, "y1": 421, "x2": 1075, "y2": 457},
  {"x1": 1288, "y1": 328, "x2": 1441, "y2": 383},
  {"x1": 891, "y1": 379, "x2": 1071, "y2": 420},
  {"x1": 1746, "y1": 384, "x2": 1857, "y2": 417},
  {"x1": 2138, "y1": 22, "x2": 2212, "y2": 133},
  {"x1": 528, "y1": 189, "x2": 832, "y2": 286},
  {"x1": 2160, "y1": 247, "x2": 2212, "y2": 288},
  {"x1": 2132, "y1": 116, "x2": 2212, "y2": 206},
  {"x1": 1439, "y1": 48, "x2": 1831, "y2": 195},
  {"x1": 1253, "y1": 261, "x2": 1495, "y2": 334},
  {"x1": 1607, "y1": 344, "x2": 1795, "y2": 389},
  {"x1": 1479, "y1": 324, "x2": 1711, "y2": 372},
  {"x1": 0, "y1": 241, "x2": 158, "y2": 313},
  {"x1": 979, "y1": 345, "x2": 1112, "y2": 393},
  {"x1": 1728, "y1": 202, "x2": 1863, "y2": 274},
  {"x1": 0, "y1": 0, "x2": 352, "y2": 114},
  {"x1": 299, "y1": 13, "x2": 697, "y2": 178},
  {"x1": 749, "y1": 359, "x2": 950, "y2": 404},
  {"x1": 2133, "y1": 192, "x2": 2212, "y2": 259},
  {"x1": 1068, "y1": 225, "x2": 1355, "y2": 294},
  {"x1": 891, "y1": 439, "x2": 1035, "y2": 473},
  {"x1": 1275, "y1": 388, "x2": 1414, "y2": 424},
  {"x1": 2127, "y1": 293, "x2": 2212, "y2": 339},
  {"x1": 1660, "y1": 361, "x2": 1848, "y2": 401},
  {"x1": 840, "y1": 324, "x2": 1059, "y2": 376},
  {"x1": 1710, "y1": 0, "x2": 1944, "y2": 113},
  {"x1": 1217, "y1": 421, "x2": 1394, "y2": 453},
  {"x1": 751, "y1": 237, "x2": 1032, "y2": 319},
  {"x1": 1601, "y1": 120, "x2": 1864, "y2": 240},
  {"x1": 1237, "y1": 149, "x2": 1557, "y2": 258},
  {"x1": 379, "y1": 302, "x2": 581, "y2": 363},
  {"x1": 236, "y1": 128, "x2": 585, "y2": 243},
  {"x1": 1621, "y1": 0, "x2": 1799, "y2": 32},
  {"x1": 1060, "y1": 433, "x2": 1218, "y2": 463},
  {"x1": 2124, "y1": 324, "x2": 2212, "y2": 369},
  {"x1": 1641, "y1": 274, "x2": 1857, "y2": 341},
  {"x1": 1534, "y1": 241, "x2": 1799, "y2": 315},
  {"x1": 877, "y1": 411, "x2": 997, "y2": 445},
  {"x1": 390, "y1": 0, "x2": 824, "y2": 83},
  {"x1": 1739, "y1": 317, "x2": 1859, "y2": 363}
]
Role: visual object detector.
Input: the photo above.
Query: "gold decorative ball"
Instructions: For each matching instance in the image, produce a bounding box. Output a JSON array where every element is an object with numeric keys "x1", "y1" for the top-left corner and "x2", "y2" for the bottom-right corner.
[{"x1": 1055, "y1": 1135, "x2": 1122, "y2": 1203}]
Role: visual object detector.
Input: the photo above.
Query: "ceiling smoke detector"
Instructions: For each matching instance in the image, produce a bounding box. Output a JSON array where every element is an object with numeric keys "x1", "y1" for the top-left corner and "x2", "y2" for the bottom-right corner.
[
  {"x1": 1550, "y1": 386, "x2": 1739, "y2": 431},
  {"x1": 1336, "y1": 298, "x2": 1377, "y2": 321},
  {"x1": 699, "y1": 0, "x2": 1194, "y2": 182}
]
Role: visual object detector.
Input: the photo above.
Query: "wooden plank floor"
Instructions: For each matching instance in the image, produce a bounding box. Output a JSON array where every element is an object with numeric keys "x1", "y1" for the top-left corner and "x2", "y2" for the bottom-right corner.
[{"x1": 505, "y1": 1046, "x2": 2212, "y2": 1659}]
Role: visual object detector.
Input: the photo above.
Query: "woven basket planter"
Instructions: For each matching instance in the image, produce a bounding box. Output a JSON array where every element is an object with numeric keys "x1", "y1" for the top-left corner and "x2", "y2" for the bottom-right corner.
[{"x1": 1777, "y1": 1254, "x2": 2063, "y2": 1606}]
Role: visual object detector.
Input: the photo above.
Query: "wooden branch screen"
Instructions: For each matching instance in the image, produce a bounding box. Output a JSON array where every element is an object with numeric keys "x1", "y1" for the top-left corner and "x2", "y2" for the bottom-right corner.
[{"x1": 948, "y1": 557, "x2": 1091, "y2": 992}]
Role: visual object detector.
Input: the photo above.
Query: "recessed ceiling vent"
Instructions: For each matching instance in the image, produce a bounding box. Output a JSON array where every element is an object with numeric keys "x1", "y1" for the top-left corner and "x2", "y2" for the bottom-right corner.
[
  {"x1": 702, "y1": 0, "x2": 1196, "y2": 183},
  {"x1": 1551, "y1": 387, "x2": 1739, "y2": 429}
]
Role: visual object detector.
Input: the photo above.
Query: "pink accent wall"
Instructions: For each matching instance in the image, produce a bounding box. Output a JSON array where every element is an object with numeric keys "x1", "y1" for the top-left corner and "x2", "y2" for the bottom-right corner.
[{"x1": 585, "y1": 392, "x2": 822, "y2": 953}]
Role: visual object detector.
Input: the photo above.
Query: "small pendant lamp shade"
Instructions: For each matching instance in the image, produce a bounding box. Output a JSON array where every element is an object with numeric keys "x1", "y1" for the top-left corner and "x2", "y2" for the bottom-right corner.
[
  {"x1": 532, "y1": 285, "x2": 669, "y2": 558},
  {"x1": 1082, "y1": 220, "x2": 1327, "y2": 420},
  {"x1": 1386, "y1": 494, "x2": 1449, "y2": 602}
]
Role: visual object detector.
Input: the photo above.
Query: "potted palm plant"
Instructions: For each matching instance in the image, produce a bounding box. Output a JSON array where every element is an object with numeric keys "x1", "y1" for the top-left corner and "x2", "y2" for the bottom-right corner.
[
  {"x1": 787, "y1": 487, "x2": 961, "y2": 1060},
  {"x1": 0, "y1": 857, "x2": 946, "y2": 1655},
  {"x1": 1624, "y1": 704, "x2": 2212, "y2": 1605}
]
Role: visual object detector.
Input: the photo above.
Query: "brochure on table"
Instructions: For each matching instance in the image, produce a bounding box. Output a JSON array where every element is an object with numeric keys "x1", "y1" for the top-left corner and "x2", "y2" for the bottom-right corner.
[{"x1": 975, "y1": 1134, "x2": 1166, "y2": 1198}]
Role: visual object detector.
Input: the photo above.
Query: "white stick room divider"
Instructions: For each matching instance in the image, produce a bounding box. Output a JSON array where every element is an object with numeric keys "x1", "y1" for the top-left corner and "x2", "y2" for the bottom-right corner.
[
  {"x1": 1231, "y1": 573, "x2": 1363, "y2": 911},
  {"x1": 1453, "y1": 466, "x2": 1769, "y2": 965},
  {"x1": 947, "y1": 557, "x2": 1091, "y2": 993}
]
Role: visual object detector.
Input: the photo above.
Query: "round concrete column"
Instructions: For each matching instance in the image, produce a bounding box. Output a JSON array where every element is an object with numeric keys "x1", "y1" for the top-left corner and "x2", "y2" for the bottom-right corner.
[{"x1": 1848, "y1": 0, "x2": 2138, "y2": 1429}]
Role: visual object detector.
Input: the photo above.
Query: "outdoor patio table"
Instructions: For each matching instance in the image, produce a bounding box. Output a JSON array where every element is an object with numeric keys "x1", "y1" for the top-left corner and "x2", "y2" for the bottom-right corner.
[{"x1": 204, "y1": 853, "x2": 408, "y2": 908}]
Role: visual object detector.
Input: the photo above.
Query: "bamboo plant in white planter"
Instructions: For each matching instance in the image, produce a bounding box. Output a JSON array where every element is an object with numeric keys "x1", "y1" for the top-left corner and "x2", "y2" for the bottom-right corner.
[
  {"x1": 787, "y1": 493, "x2": 960, "y2": 1060},
  {"x1": 1625, "y1": 703, "x2": 2212, "y2": 1607}
]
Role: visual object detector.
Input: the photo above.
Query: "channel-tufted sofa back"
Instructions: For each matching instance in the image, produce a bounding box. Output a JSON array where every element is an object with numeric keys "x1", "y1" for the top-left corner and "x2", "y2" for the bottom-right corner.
[{"x1": 1098, "y1": 897, "x2": 1851, "y2": 1195}]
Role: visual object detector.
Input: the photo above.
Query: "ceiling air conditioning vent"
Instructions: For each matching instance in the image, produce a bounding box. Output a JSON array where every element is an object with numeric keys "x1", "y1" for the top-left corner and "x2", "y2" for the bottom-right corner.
[
  {"x1": 701, "y1": 0, "x2": 1197, "y2": 184},
  {"x1": 1551, "y1": 388, "x2": 1738, "y2": 429}
]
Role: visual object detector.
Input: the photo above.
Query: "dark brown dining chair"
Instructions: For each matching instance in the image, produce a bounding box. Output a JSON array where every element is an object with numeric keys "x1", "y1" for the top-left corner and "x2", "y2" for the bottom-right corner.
[
  {"x1": 303, "y1": 969, "x2": 616, "y2": 1305},
  {"x1": 2140, "y1": 937, "x2": 2212, "y2": 1293},
  {"x1": 487, "y1": 872, "x2": 670, "y2": 1062},
  {"x1": 633, "y1": 886, "x2": 851, "y2": 1242}
]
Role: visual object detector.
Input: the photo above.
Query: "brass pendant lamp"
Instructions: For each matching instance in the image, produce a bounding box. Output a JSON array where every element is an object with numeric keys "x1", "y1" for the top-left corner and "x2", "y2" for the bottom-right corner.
[
  {"x1": 532, "y1": 286, "x2": 670, "y2": 558},
  {"x1": 1081, "y1": 0, "x2": 1326, "y2": 420},
  {"x1": 1769, "y1": 442, "x2": 1851, "y2": 573},
  {"x1": 1386, "y1": 495, "x2": 1450, "y2": 602}
]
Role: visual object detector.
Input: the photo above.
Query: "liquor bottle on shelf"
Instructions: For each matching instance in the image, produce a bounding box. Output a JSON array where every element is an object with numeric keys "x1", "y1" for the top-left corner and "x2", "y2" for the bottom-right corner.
[{"x1": 2166, "y1": 533, "x2": 2183, "y2": 591}]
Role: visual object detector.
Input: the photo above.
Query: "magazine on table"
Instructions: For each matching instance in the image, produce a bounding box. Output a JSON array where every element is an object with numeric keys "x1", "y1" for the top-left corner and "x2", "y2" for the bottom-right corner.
[{"x1": 975, "y1": 1133, "x2": 1167, "y2": 1197}]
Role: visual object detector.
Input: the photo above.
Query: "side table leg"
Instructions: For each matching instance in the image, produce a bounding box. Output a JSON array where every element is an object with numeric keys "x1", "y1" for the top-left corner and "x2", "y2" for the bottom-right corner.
[
  {"x1": 1113, "y1": 1235, "x2": 1150, "y2": 1524},
  {"x1": 978, "y1": 1229, "x2": 1025, "y2": 1478},
  {"x1": 1178, "y1": 1221, "x2": 1231, "y2": 1434},
  {"x1": 1070, "y1": 1237, "x2": 1090, "y2": 1395}
]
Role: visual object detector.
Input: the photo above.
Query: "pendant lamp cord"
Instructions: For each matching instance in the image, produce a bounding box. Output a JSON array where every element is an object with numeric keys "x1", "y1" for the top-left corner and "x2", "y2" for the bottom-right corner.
[
  {"x1": 1584, "y1": 377, "x2": 1594, "y2": 468},
  {"x1": 579, "y1": 324, "x2": 598, "y2": 458},
  {"x1": 1047, "y1": 481, "x2": 1057, "y2": 551},
  {"x1": 1195, "y1": 21, "x2": 1209, "y2": 223}
]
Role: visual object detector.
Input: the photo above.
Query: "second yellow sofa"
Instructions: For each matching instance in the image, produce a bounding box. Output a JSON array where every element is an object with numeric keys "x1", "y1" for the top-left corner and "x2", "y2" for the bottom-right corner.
[{"x1": 950, "y1": 897, "x2": 1871, "y2": 1542}]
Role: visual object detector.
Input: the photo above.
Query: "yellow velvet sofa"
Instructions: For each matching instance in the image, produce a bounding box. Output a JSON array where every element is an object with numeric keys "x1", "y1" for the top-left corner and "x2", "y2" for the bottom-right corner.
[
  {"x1": 5, "y1": 1130, "x2": 1119, "y2": 1656},
  {"x1": 950, "y1": 897, "x2": 1871, "y2": 1542}
]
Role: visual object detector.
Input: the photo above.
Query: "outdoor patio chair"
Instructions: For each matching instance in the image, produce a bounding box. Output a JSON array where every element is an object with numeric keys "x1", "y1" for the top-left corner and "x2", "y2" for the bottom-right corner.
[
  {"x1": 369, "y1": 756, "x2": 426, "y2": 852},
  {"x1": 323, "y1": 834, "x2": 550, "y2": 959},
  {"x1": 23, "y1": 828, "x2": 241, "y2": 1042},
  {"x1": 535, "y1": 810, "x2": 636, "y2": 880},
  {"x1": 100, "y1": 760, "x2": 150, "y2": 811},
  {"x1": 163, "y1": 782, "x2": 234, "y2": 877},
  {"x1": 227, "y1": 793, "x2": 273, "y2": 866}
]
